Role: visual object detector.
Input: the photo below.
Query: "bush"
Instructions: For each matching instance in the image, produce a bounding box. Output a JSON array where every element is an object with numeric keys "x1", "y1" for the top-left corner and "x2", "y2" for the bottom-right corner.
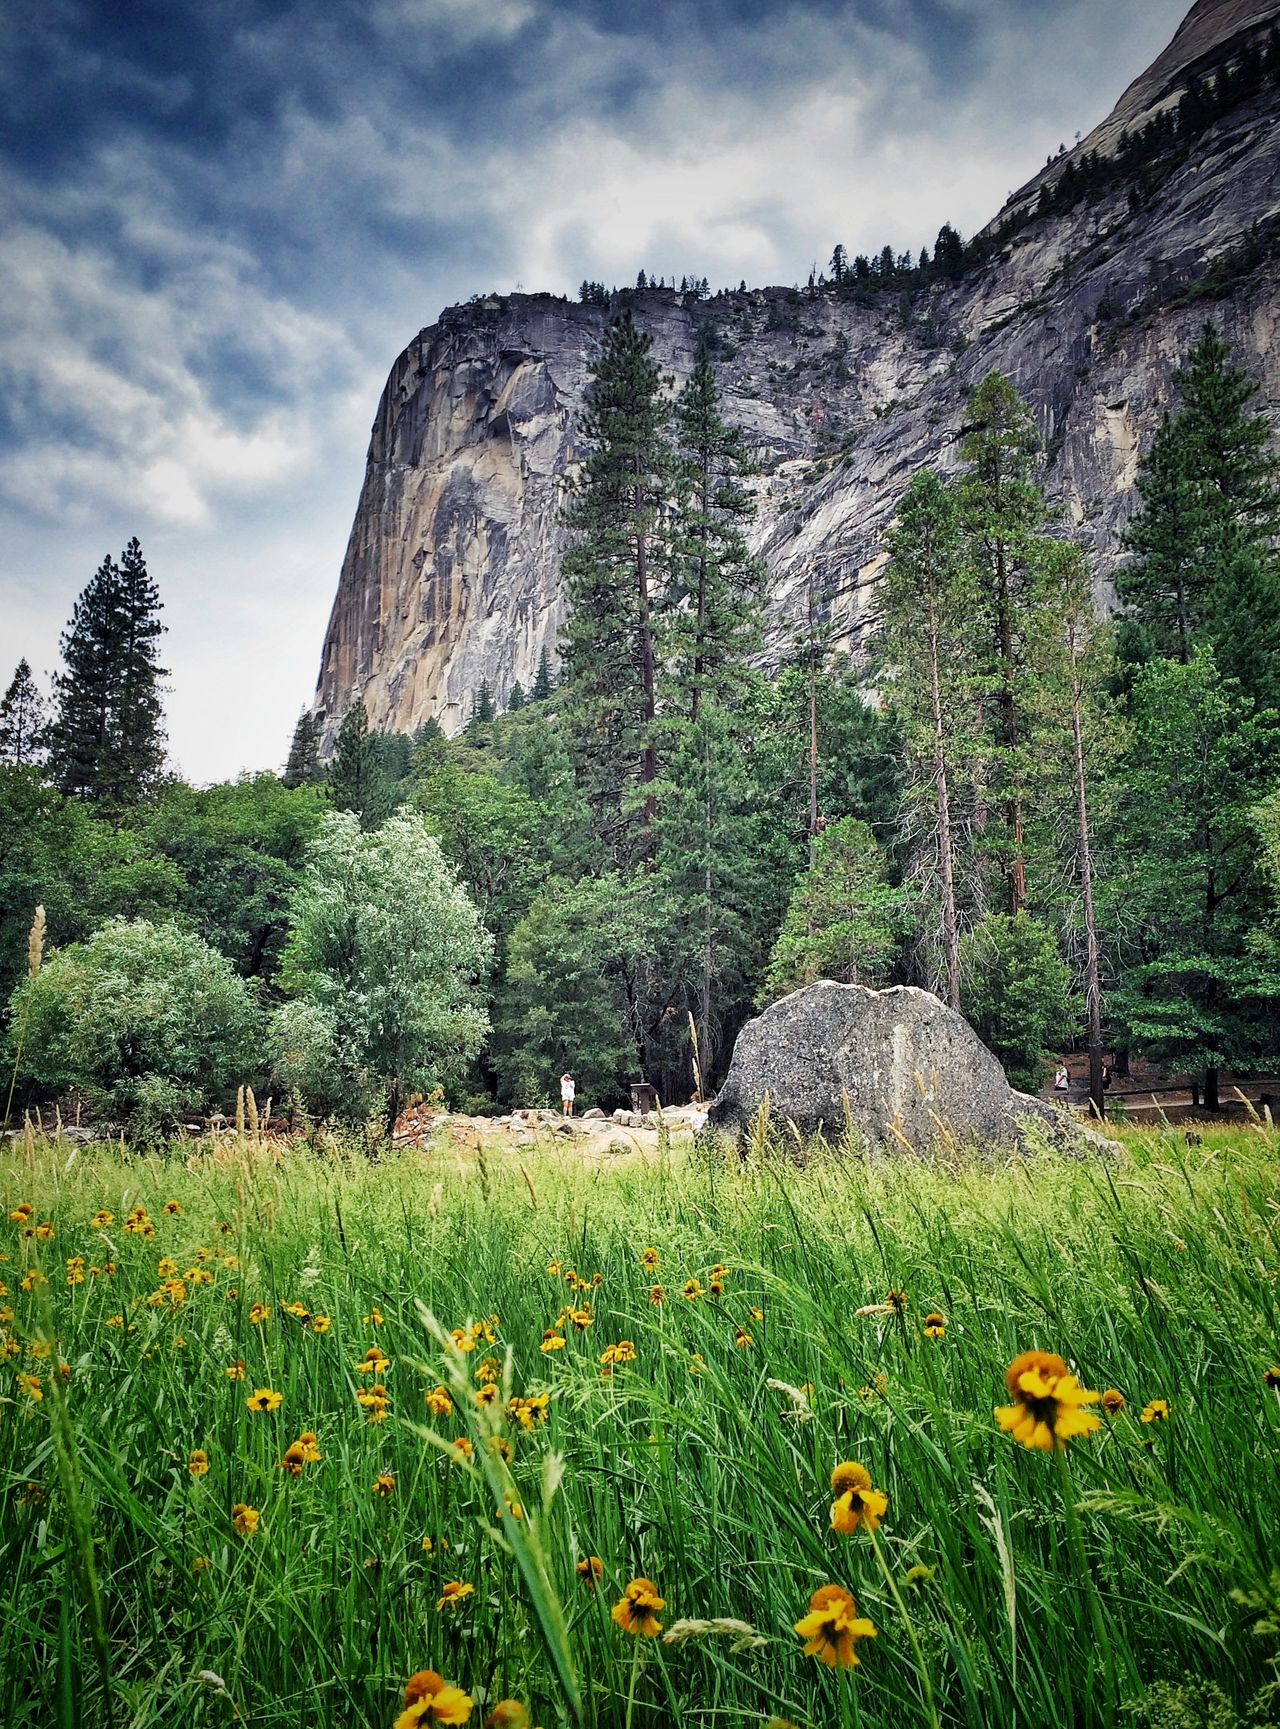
[
  {"x1": 959, "y1": 911, "x2": 1077, "y2": 1090},
  {"x1": 6, "y1": 917, "x2": 262, "y2": 1135}
]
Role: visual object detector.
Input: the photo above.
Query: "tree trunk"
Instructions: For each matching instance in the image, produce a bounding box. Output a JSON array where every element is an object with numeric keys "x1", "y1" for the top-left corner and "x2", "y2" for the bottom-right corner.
[
  {"x1": 994, "y1": 536, "x2": 1027, "y2": 916},
  {"x1": 635, "y1": 513, "x2": 659, "y2": 846},
  {"x1": 1204, "y1": 1066, "x2": 1220, "y2": 1112},
  {"x1": 1069, "y1": 632, "x2": 1105, "y2": 1117},
  {"x1": 926, "y1": 580, "x2": 962, "y2": 1012},
  {"x1": 691, "y1": 467, "x2": 709, "y2": 724}
]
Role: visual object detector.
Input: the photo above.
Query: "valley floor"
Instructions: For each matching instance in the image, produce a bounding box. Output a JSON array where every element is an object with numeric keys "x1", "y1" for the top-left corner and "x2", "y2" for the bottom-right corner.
[{"x1": 2, "y1": 1126, "x2": 1279, "y2": 1729}]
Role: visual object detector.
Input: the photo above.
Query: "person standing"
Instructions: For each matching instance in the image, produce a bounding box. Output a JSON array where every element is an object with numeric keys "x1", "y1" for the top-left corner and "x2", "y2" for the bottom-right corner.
[{"x1": 560, "y1": 1072, "x2": 576, "y2": 1117}]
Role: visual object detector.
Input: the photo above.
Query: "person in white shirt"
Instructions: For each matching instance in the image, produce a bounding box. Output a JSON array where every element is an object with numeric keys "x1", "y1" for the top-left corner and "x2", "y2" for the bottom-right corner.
[{"x1": 560, "y1": 1072, "x2": 576, "y2": 1117}]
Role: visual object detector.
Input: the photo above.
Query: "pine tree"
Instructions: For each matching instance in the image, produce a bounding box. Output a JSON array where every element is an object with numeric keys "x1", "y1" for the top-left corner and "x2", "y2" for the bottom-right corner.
[
  {"x1": 468, "y1": 679, "x2": 496, "y2": 729},
  {"x1": 507, "y1": 681, "x2": 526, "y2": 713},
  {"x1": 0, "y1": 659, "x2": 46, "y2": 768},
  {"x1": 559, "y1": 312, "x2": 672, "y2": 857},
  {"x1": 113, "y1": 537, "x2": 167, "y2": 798},
  {"x1": 880, "y1": 470, "x2": 977, "y2": 1009},
  {"x1": 329, "y1": 700, "x2": 391, "y2": 829},
  {"x1": 283, "y1": 710, "x2": 322, "y2": 787},
  {"x1": 531, "y1": 649, "x2": 554, "y2": 702},
  {"x1": 669, "y1": 341, "x2": 765, "y2": 722},
  {"x1": 1121, "y1": 323, "x2": 1280, "y2": 708},
  {"x1": 956, "y1": 374, "x2": 1060, "y2": 916},
  {"x1": 47, "y1": 542, "x2": 166, "y2": 804}
]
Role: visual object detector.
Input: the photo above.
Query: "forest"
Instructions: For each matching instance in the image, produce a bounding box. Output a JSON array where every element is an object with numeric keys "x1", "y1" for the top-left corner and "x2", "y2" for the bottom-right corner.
[{"x1": 3, "y1": 320, "x2": 1280, "y2": 1136}]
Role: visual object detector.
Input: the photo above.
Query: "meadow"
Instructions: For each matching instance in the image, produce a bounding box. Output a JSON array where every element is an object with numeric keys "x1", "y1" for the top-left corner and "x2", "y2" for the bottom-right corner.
[{"x1": 2, "y1": 1120, "x2": 1279, "y2": 1729}]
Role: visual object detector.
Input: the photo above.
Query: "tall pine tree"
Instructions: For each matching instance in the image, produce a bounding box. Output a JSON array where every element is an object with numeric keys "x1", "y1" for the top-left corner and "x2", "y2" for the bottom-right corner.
[
  {"x1": 330, "y1": 700, "x2": 391, "y2": 829},
  {"x1": 559, "y1": 312, "x2": 672, "y2": 858},
  {"x1": 0, "y1": 659, "x2": 46, "y2": 768},
  {"x1": 880, "y1": 470, "x2": 978, "y2": 1009},
  {"x1": 47, "y1": 541, "x2": 166, "y2": 804},
  {"x1": 283, "y1": 710, "x2": 323, "y2": 787},
  {"x1": 1120, "y1": 322, "x2": 1280, "y2": 708},
  {"x1": 957, "y1": 374, "x2": 1060, "y2": 916},
  {"x1": 669, "y1": 341, "x2": 765, "y2": 720},
  {"x1": 531, "y1": 649, "x2": 554, "y2": 702},
  {"x1": 114, "y1": 537, "x2": 167, "y2": 797}
]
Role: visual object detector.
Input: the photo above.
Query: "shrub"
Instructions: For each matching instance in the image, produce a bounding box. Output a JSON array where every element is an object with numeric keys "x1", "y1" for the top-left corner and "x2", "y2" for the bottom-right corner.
[{"x1": 6, "y1": 917, "x2": 262, "y2": 1135}]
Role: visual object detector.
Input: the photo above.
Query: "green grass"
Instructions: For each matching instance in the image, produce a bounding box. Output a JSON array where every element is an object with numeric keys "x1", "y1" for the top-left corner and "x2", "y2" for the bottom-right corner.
[{"x1": 2, "y1": 1122, "x2": 1279, "y2": 1729}]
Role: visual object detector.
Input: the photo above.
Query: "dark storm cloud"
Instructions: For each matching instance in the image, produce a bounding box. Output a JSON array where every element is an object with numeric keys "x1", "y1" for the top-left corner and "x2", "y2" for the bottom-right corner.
[{"x1": 0, "y1": 0, "x2": 1191, "y2": 777}]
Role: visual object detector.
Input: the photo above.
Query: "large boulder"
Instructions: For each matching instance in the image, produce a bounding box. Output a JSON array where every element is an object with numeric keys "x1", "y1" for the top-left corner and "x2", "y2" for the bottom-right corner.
[{"x1": 709, "y1": 980, "x2": 1088, "y2": 1153}]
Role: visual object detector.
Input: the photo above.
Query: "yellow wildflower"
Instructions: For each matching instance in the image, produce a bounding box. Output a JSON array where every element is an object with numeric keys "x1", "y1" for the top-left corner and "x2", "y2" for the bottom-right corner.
[
  {"x1": 436, "y1": 1580, "x2": 474, "y2": 1613},
  {"x1": 246, "y1": 1387, "x2": 283, "y2": 1415},
  {"x1": 794, "y1": 1583, "x2": 877, "y2": 1668},
  {"x1": 830, "y1": 1461, "x2": 888, "y2": 1535},
  {"x1": 231, "y1": 1502, "x2": 260, "y2": 1536},
  {"x1": 1141, "y1": 1399, "x2": 1170, "y2": 1424},
  {"x1": 611, "y1": 1577, "x2": 665, "y2": 1637},
  {"x1": 995, "y1": 1351, "x2": 1101, "y2": 1452},
  {"x1": 395, "y1": 1671, "x2": 473, "y2": 1729},
  {"x1": 188, "y1": 1449, "x2": 209, "y2": 1477},
  {"x1": 426, "y1": 1384, "x2": 455, "y2": 1418}
]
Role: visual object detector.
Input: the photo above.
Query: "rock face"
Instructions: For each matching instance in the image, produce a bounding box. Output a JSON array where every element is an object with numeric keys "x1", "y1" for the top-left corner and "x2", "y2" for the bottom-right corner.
[
  {"x1": 709, "y1": 980, "x2": 1035, "y2": 1151},
  {"x1": 314, "y1": 0, "x2": 1280, "y2": 744}
]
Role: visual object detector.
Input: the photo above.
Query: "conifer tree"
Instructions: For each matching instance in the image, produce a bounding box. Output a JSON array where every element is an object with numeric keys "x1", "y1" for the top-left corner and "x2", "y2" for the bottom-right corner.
[
  {"x1": 1120, "y1": 323, "x2": 1280, "y2": 708},
  {"x1": 559, "y1": 312, "x2": 672, "y2": 857},
  {"x1": 113, "y1": 537, "x2": 167, "y2": 797},
  {"x1": 330, "y1": 699, "x2": 391, "y2": 829},
  {"x1": 880, "y1": 470, "x2": 976, "y2": 1009},
  {"x1": 47, "y1": 541, "x2": 167, "y2": 804},
  {"x1": 956, "y1": 374, "x2": 1059, "y2": 916},
  {"x1": 283, "y1": 710, "x2": 322, "y2": 787},
  {"x1": 0, "y1": 659, "x2": 46, "y2": 768},
  {"x1": 468, "y1": 679, "x2": 496, "y2": 730},
  {"x1": 531, "y1": 649, "x2": 554, "y2": 702},
  {"x1": 507, "y1": 681, "x2": 525, "y2": 713},
  {"x1": 670, "y1": 341, "x2": 765, "y2": 721}
]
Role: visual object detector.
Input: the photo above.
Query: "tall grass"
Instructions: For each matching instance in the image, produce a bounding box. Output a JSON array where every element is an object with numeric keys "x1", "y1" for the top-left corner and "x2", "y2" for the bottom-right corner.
[{"x1": 2, "y1": 1123, "x2": 1278, "y2": 1728}]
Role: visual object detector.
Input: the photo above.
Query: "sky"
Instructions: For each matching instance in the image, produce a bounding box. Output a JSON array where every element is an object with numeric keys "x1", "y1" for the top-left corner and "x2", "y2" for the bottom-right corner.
[{"x1": 0, "y1": 0, "x2": 1192, "y2": 783}]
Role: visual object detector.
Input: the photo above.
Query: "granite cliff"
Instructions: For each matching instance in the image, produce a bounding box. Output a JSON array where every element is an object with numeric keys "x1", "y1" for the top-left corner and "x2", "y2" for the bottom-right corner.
[{"x1": 314, "y1": 0, "x2": 1280, "y2": 742}]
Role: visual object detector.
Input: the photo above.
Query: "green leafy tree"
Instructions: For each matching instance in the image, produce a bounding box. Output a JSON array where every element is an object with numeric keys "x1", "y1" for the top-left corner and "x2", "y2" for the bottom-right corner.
[
  {"x1": 6, "y1": 918, "x2": 261, "y2": 1137},
  {"x1": 1104, "y1": 650, "x2": 1280, "y2": 1109},
  {"x1": 763, "y1": 818, "x2": 906, "y2": 1001},
  {"x1": 413, "y1": 762, "x2": 548, "y2": 945},
  {"x1": 283, "y1": 710, "x2": 322, "y2": 787},
  {"x1": 140, "y1": 775, "x2": 326, "y2": 979},
  {"x1": 1120, "y1": 323, "x2": 1280, "y2": 706},
  {"x1": 958, "y1": 911, "x2": 1077, "y2": 1091},
  {"x1": 275, "y1": 810, "x2": 492, "y2": 1132},
  {"x1": 559, "y1": 313, "x2": 672, "y2": 857},
  {"x1": 0, "y1": 660, "x2": 46, "y2": 767},
  {"x1": 329, "y1": 700, "x2": 393, "y2": 829},
  {"x1": 491, "y1": 873, "x2": 652, "y2": 1108},
  {"x1": 47, "y1": 542, "x2": 168, "y2": 804},
  {"x1": 0, "y1": 766, "x2": 184, "y2": 1007}
]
